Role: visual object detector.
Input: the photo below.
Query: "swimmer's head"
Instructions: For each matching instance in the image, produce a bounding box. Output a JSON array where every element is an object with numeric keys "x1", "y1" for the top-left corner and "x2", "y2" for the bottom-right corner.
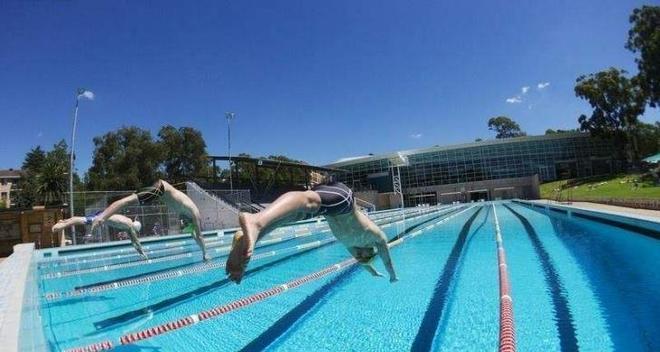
[
  {"x1": 354, "y1": 247, "x2": 377, "y2": 264},
  {"x1": 132, "y1": 220, "x2": 142, "y2": 233}
]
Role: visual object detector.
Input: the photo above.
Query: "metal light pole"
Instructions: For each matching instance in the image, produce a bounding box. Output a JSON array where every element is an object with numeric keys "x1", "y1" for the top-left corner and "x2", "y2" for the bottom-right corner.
[
  {"x1": 69, "y1": 88, "x2": 93, "y2": 245},
  {"x1": 69, "y1": 94, "x2": 81, "y2": 244},
  {"x1": 225, "y1": 112, "x2": 236, "y2": 192}
]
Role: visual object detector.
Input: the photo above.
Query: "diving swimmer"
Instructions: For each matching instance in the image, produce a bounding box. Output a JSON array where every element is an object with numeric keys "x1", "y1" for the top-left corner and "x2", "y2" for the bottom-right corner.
[
  {"x1": 226, "y1": 181, "x2": 398, "y2": 283},
  {"x1": 52, "y1": 214, "x2": 147, "y2": 259},
  {"x1": 90, "y1": 179, "x2": 209, "y2": 261}
]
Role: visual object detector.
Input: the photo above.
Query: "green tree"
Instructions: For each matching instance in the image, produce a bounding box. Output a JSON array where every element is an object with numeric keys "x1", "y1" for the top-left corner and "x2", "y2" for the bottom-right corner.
[
  {"x1": 487, "y1": 116, "x2": 526, "y2": 139},
  {"x1": 15, "y1": 146, "x2": 47, "y2": 207},
  {"x1": 575, "y1": 67, "x2": 646, "y2": 165},
  {"x1": 87, "y1": 126, "x2": 162, "y2": 190},
  {"x1": 158, "y1": 125, "x2": 209, "y2": 183},
  {"x1": 14, "y1": 141, "x2": 71, "y2": 207},
  {"x1": 36, "y1": 153, "x2": 68, "y2": 205},
  {"x1": 22, "y1": 146, "x2": 46, "y2": 174},
  {"x1": 636, "y1": 121, "x2": 660, "y2": 158},
  {"x1": 626, "y1": 6, "x2": 660, "y2": 107}
]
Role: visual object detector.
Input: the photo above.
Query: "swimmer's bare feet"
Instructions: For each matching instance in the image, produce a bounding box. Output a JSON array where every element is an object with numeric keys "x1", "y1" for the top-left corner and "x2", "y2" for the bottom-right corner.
[{"x1": 226, "y1": 212, "x2": 260, "y2": 283}]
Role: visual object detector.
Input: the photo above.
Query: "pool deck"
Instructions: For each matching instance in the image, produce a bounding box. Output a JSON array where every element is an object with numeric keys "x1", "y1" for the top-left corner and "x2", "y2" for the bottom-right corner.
[
  {"x1": 531, "y1": 200, "x2": 660, "y2": 221},
  {"x1": 0, "y1": 243, "x2": 34, "y2": 352}
]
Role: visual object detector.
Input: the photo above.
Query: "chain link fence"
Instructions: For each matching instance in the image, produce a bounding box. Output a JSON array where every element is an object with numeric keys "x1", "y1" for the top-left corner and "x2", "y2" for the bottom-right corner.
[
  {"x1": 67, "y1": 190, "x2": 182, "y2": 246},
  {"x1": 65, "y1": 184, "x2": 252, "y2": 245}
]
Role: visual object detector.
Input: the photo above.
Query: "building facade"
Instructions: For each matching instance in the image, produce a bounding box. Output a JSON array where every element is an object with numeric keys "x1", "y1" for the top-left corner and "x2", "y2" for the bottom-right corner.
[
  {"x1": 0, "y1": 169, "x2": 22, "y2": 208},
  {"x1": 326, "y1": 133, "x2": 617, "y2": 207}
]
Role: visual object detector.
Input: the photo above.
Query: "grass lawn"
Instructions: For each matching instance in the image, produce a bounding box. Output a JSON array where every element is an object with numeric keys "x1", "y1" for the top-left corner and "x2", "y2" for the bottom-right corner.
[{"x1": 540, "y1": 173, "x2": 660, "y2": 200}]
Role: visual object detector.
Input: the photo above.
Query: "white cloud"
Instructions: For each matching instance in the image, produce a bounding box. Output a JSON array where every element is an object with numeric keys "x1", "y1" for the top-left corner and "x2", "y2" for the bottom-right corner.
[
  {"x1": 78, "y1": 90, "x2": 95, "y2": 100},
  {"x1": 506, "y1": 96, "x2": 522, "y2": 104},
  {"x1": 521, "y1": 86, "x2": 530, "y2": 94},
  {"x1": 410, "y1": 133, "x2": 423, "y2": 139},
  {"x1": 537, "y1": 82, "x2": 550, "y2": 90},
  {"x1": 37, "y1": 131, "x2": 43, "y2": 138}
]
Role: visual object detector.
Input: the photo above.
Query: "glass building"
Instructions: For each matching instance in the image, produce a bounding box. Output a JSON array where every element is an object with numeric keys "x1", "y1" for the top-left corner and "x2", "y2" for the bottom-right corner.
[{"x1": 326, "y1": 133, "x2": 617, "y2": 206}]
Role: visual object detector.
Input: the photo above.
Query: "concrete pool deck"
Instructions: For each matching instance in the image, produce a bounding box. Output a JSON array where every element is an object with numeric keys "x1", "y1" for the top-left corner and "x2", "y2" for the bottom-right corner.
[
  {"x1": 0, "y1": 243, "x2": 35, "y2": 352},
  {"x1": 531, "y1": 199, "x2": 660, "y2": 221},
  {"x1": 518, "y1": 199, "x2": 660, "y2": 239}
]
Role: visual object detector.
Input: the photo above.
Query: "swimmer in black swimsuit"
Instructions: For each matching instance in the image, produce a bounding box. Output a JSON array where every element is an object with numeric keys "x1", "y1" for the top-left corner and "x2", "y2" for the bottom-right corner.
[
  {"x1": 91, "y1": 179, "x2": 209, "y2": 261},
  {"x1": 226, "y1": 181, "x2": 398, "y2": 283}
]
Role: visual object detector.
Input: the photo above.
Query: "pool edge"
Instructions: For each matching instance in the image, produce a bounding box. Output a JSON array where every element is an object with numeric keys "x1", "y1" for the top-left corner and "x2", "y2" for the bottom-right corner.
[
  {"x1": 0, "y1": 243, "x2": 35, "y2": 352},
  {"x1": 513, "y1": 199, "x2": 660, "y2": 238}
]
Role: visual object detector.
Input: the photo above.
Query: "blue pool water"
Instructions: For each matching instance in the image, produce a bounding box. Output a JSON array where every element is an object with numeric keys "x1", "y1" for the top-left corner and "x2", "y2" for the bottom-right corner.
[{"x1": 25, "y1": 202, "x2": 660, "y2": 351}]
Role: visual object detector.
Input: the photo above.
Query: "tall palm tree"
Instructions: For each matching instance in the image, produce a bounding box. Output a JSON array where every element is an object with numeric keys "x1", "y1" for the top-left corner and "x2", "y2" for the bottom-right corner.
[{"x1": 36, "y1": 158, "x2": 67, "y2": 205}]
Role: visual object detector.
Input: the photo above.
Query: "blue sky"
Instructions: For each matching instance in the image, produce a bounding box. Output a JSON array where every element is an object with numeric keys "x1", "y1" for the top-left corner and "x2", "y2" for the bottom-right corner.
[{"x1": 1, "y1": 0, "x2": 658, "y2": 173}]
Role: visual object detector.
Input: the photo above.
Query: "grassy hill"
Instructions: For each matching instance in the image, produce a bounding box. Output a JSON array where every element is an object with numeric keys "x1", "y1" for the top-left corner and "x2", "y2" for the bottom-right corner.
[{"x1": 540, "y1": 173, "x2": 660, "y2": 200}]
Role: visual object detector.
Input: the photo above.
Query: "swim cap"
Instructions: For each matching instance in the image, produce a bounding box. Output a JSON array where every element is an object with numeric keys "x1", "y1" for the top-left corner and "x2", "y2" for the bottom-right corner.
[{"x1": 132, "y1": 221, "x2": 142, "y2": 232}]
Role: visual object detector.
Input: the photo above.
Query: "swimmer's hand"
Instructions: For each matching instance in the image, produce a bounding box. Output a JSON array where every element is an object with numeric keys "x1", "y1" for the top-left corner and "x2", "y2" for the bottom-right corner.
[
  {"x1": 361, "y1": 263, "x2": 384, "y2": 278},
  {"x1": 51, "y1": 221, "x2": 66, "y2": 234},
  {"x1": 90, "y1": 217, "x2": 105, "y2": 233},
  {"x1": 371, "y1": 271, "x2": 385, "y2": 278}
]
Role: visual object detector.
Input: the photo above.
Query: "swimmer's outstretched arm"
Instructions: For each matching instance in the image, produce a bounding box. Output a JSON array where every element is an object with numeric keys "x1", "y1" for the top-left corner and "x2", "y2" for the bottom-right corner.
[
  {"x1": 375, "y1": 238, "x2": 398, "y2": 283},
  {"x1": 91, "y1": 194, "x2": 138, "y2": 232},
  {"x1": 106, "y1": 214, "x2": 148, "y2": 259},
  {"x1": 52, "y1": 217, "x2": 87, "y2": 233},
  {"x1": 354, "y1": 210, "x2": 398, "y2": 282},
  {"x1": 127, "y1": 225, "x2": 147, "y2": 259},
  {"x1": 190, "y1": 209, "x2": 209, "y2": 261}
]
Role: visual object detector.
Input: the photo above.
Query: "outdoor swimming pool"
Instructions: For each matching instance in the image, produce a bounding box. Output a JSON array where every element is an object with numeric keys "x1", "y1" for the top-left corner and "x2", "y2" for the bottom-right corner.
[{"x1": 19, "y1": 201, "x2": 660, "y2": 351}]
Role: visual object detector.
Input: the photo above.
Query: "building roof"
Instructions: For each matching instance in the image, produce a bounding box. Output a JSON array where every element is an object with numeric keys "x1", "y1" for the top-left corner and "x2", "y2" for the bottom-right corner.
[
  {"x1": 325, "y1": 132, "x2": 590, "y2": 167},
  {"x1": 208, "y1": 156, "x2": 344, "y2": 173},
  {"x1": 0, "y1": 169, "x2": 22, "y2": 178}
]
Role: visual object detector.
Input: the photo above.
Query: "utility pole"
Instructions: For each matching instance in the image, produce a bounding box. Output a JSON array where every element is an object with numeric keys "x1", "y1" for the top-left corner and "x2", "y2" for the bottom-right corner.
[{"x1": 225, "y1": 112, "x2": 236, "y2": 192}]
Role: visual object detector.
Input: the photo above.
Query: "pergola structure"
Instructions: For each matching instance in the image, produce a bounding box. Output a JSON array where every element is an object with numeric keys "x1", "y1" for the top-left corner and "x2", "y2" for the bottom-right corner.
[{"x1": 207, "y1": 155, "x2": 345, "y2": 202}]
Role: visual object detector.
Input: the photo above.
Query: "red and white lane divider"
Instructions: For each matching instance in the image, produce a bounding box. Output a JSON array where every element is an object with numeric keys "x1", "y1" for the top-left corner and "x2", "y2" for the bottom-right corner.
[
  {"x1": 65, "y1": 340, "x2": 113, "y2": 352},
  {"x1": 492, "y1": 204, "x2": 515, "y2": 352},
  {"x1": 64, "y1": 205, "x2": 469, "y2": 352}
]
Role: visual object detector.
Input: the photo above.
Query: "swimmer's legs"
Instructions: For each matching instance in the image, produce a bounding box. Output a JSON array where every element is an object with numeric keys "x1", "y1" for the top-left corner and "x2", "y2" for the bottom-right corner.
[
  {"x1": 226, "y1": 191, "x2": 321, "y2": 283},
  {"x1": 51, "y1": 217, "x2": 86, "y2": 234}
]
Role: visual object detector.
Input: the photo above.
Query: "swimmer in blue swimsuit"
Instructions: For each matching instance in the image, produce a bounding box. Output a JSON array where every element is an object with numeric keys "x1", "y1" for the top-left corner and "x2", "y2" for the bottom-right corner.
[
  {"x1": 52, "y1": 214, "x2": 147, "y2": 259},
  {"x1": 226, "y1": 181, "x2": 398, "y2": 284}
]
